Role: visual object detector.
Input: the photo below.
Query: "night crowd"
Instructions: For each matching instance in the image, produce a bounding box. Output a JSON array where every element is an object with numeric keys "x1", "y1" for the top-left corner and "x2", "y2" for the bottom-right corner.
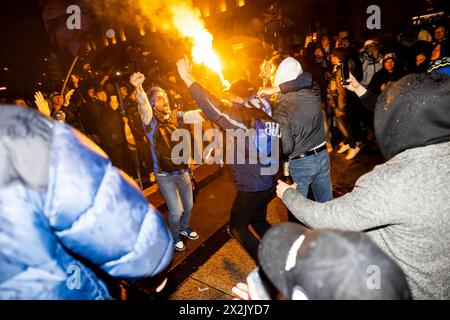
[{"x1": 1, "y1": 23, "x2": 449, "y2": 301}]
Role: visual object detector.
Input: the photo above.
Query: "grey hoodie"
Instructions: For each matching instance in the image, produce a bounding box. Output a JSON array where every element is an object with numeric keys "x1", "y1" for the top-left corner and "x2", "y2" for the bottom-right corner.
[{"x1": 282, "y1": 73, "x2": 450, "y2": 299}]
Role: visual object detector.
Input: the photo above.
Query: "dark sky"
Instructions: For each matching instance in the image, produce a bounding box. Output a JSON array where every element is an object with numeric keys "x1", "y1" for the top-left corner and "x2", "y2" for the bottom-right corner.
[{"x1": 0, "y1": 0, "x2": 52, "y2": 98}]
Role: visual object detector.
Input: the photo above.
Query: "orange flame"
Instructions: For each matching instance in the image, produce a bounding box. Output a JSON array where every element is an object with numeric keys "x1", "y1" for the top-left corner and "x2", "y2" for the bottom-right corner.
[{"x1": 171, "y1": 4, "x2": 230, "y2": 87}]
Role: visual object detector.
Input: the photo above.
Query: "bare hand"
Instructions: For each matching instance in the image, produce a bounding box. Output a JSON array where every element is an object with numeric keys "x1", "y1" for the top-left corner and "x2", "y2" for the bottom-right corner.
[
  {"x1": 64, "y1": 89, "x2": 75, "y2": 107},
  {"x1": 305, "y1": 35, "x2": 313, "y2": 48},
  {"x1": 257, "y1": 87, "x2": 280, "y2": 97},
  {"x1": 232, "y1": 272, "x2": 264, "y2": 300},
  {"x1": 100, "y1": 75, "x2": 109, "y2": 86},
  {"x1": 110, "y1": 96, "x2": 119, "y2": 110},
  {"x1": 232, "y1": 283, "x2": 251, "y2": 300},
  {"x1": 70, "y1": 74, "x2": 79, "y2": 87},
  {"x1": 130, "y1": 72, "x2": 145, "y2": 88},
  {"x1": 276, "y1": 179, "x2": 297, "y2": 199},
  {"x1": 34, "y1": 91, "x2": 51, "y2": 117},
  {"x1": 176, "y1": 56, "x2": 195, "y2": 87},
  {"x1": 343, "y1": 73, "x2": 367, "y2": 97}
]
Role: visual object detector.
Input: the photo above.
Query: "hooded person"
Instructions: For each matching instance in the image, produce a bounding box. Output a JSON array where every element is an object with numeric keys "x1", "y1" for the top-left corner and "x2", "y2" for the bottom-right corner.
[
  {"x1": 276, "y1": 72, "x2": 450, "y2": 299},
  {"x1": 0, "y1": 105, "x2": 173, "y2": 299},
  {"x1": 271, "y1": 57, "x2": 333, "y2": 204},
  {"x1": 252, "y1": 222, "x2": 412, "y2": 300}
]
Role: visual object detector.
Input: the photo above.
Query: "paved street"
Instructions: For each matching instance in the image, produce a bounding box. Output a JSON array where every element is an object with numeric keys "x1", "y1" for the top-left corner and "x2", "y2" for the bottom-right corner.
[{"x1": 122, "y1": 140, "x2": 384, "y2": 300}]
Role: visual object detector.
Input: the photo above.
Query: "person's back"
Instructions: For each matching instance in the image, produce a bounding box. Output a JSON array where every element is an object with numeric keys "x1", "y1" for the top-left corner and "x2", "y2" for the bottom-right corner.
[
  {"x1": 0, "y1": 106, "x2": 173, "y2": 299},
  {"x1": 362, "y1": 141, "x2": 450, "y2": 299},
  {"x1": 278, "y1": 73, "x2": 450, "y2": 299},
  {"x1": 273, "y1": 84, "x2": 325, "y2": 157}
]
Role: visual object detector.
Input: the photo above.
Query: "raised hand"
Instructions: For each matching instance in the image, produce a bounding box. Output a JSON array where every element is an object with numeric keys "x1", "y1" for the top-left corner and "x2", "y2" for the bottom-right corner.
[
  {"x1": 34, "y1": 91, "x2": 51, "y2": 117},
  {"x1": 176, "y1": 56, "x2": 195, "y2": 87},
  {"x1": 343, "y1": 73, "x2": 367, "y2": 97},
  {"x1": 70, "y1": 74, "x2": 80, "y2": 88},
  {"x1": 64, "y1": 89, "x2": 75, "y2": 107},
  {"x1": 130, "y1": 72, "x2": 145, "y2": 89}
]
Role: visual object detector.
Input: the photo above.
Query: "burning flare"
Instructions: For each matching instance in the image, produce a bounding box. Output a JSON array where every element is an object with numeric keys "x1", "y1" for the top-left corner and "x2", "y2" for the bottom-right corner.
[{"x1": 171, "y1": 4, "x2": 230, "y2": 87}]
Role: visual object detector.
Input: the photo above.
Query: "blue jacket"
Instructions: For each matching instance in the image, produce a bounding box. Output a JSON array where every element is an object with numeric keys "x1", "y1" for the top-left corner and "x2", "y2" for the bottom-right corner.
[
  {"x1": 0, "y1": 106, "x2": 173, "y2": 300},
  {"x1": 189, "y1": 83, "x2": 280, "y2": 192}
]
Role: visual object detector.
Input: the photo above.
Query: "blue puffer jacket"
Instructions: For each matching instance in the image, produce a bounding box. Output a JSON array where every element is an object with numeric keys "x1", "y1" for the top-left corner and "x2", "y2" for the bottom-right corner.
[{"x1": 0, "y1": 106, "x2": 173, "y2": 300}]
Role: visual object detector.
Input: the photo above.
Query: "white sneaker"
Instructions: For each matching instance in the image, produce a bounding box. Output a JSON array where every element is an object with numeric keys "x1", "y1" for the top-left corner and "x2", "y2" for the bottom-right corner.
[
  {"x1": 179, "y1": 229, "x2": 199, "y2": 240},
  {"x1": 174, "y1": 240, "x2": 185, "y2": 252},
  {"x1": 337, "y1": 143, "x2": 350, "y2": 154},
  {"x1": 345, "y1": 146, "x2": 360, "y2": 160}
]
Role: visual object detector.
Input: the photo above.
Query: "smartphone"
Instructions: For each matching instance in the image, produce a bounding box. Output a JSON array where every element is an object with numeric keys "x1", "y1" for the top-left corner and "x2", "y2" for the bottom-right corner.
[{"x1": 340, "y1": 60, "x2": 350, "y2": 85}]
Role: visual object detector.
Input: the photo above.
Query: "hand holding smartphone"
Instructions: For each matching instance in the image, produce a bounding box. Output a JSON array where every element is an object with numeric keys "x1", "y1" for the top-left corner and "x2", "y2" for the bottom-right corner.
[{"x1": 340, "y1": 60, "x2": 350, "y2": 86}]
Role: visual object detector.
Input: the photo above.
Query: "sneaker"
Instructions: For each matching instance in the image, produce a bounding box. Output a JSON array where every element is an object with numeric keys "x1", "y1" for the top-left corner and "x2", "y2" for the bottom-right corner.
[
  {"x1": 179, "y1": 228, "x2": 199, "y2": 240},
  {"x1": 345, "y1": 146, "x2": 360, "y2": 160},
  {"x1": 174, "y1": 240, "x2": 185, "y2": 252},
  {"x1": 337, "y1": 143, "x2": 350, "y2": 154}
]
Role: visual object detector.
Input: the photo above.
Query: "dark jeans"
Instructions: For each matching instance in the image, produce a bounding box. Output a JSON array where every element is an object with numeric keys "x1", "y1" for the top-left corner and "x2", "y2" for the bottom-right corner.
[
  {"x1": 290, "y1": 149, "x2": 333, "y2": 202},
  {"x1": 229, "y1": 188, "x2": 274, "y2": 261}
]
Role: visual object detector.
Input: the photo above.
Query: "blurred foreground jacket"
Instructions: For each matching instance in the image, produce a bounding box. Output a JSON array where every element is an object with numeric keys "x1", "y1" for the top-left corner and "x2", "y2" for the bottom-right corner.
[{"x1": 0, "y1": 106, "x2": 173, "y2": 300}]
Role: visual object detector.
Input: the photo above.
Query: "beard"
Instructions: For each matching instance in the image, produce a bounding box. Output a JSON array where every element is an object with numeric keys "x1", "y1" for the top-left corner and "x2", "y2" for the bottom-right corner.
[{"x1": 158, "y1": 103, "x2": 171, "y2": 115}]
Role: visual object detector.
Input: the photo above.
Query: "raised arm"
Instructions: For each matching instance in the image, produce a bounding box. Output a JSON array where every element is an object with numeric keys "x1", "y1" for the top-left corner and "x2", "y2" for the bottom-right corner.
[
  {"x1": 176, "y1": 57, "x2": 266, "y2": 131},
  {"x1": 276, "y1": 169, "x2": 400, "y2": 231},
  {"x1": 34, "y1": 91, "x2": 51, "y2": 117},
  {"x1": 344, "y1": 72, "x2": 378, "y2": 111},
  {"x1": 257, "y1": 72, "x2": 313, "y2": 96},
  {"x1": 130, "y1": 72, "x2": 153, "y2": 126}
]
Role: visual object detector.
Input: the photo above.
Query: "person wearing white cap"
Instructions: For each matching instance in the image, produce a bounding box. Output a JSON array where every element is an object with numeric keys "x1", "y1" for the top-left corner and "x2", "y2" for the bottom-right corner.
[{"x1": 271, "y1": 57, "x2": 333, "y2": 204}]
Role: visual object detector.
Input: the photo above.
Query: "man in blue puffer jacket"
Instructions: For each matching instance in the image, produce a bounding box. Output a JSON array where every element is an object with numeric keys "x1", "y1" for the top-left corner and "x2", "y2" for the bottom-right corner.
[{"x1": 0, "y1": 105, "x2": 173, "y2": 300}]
